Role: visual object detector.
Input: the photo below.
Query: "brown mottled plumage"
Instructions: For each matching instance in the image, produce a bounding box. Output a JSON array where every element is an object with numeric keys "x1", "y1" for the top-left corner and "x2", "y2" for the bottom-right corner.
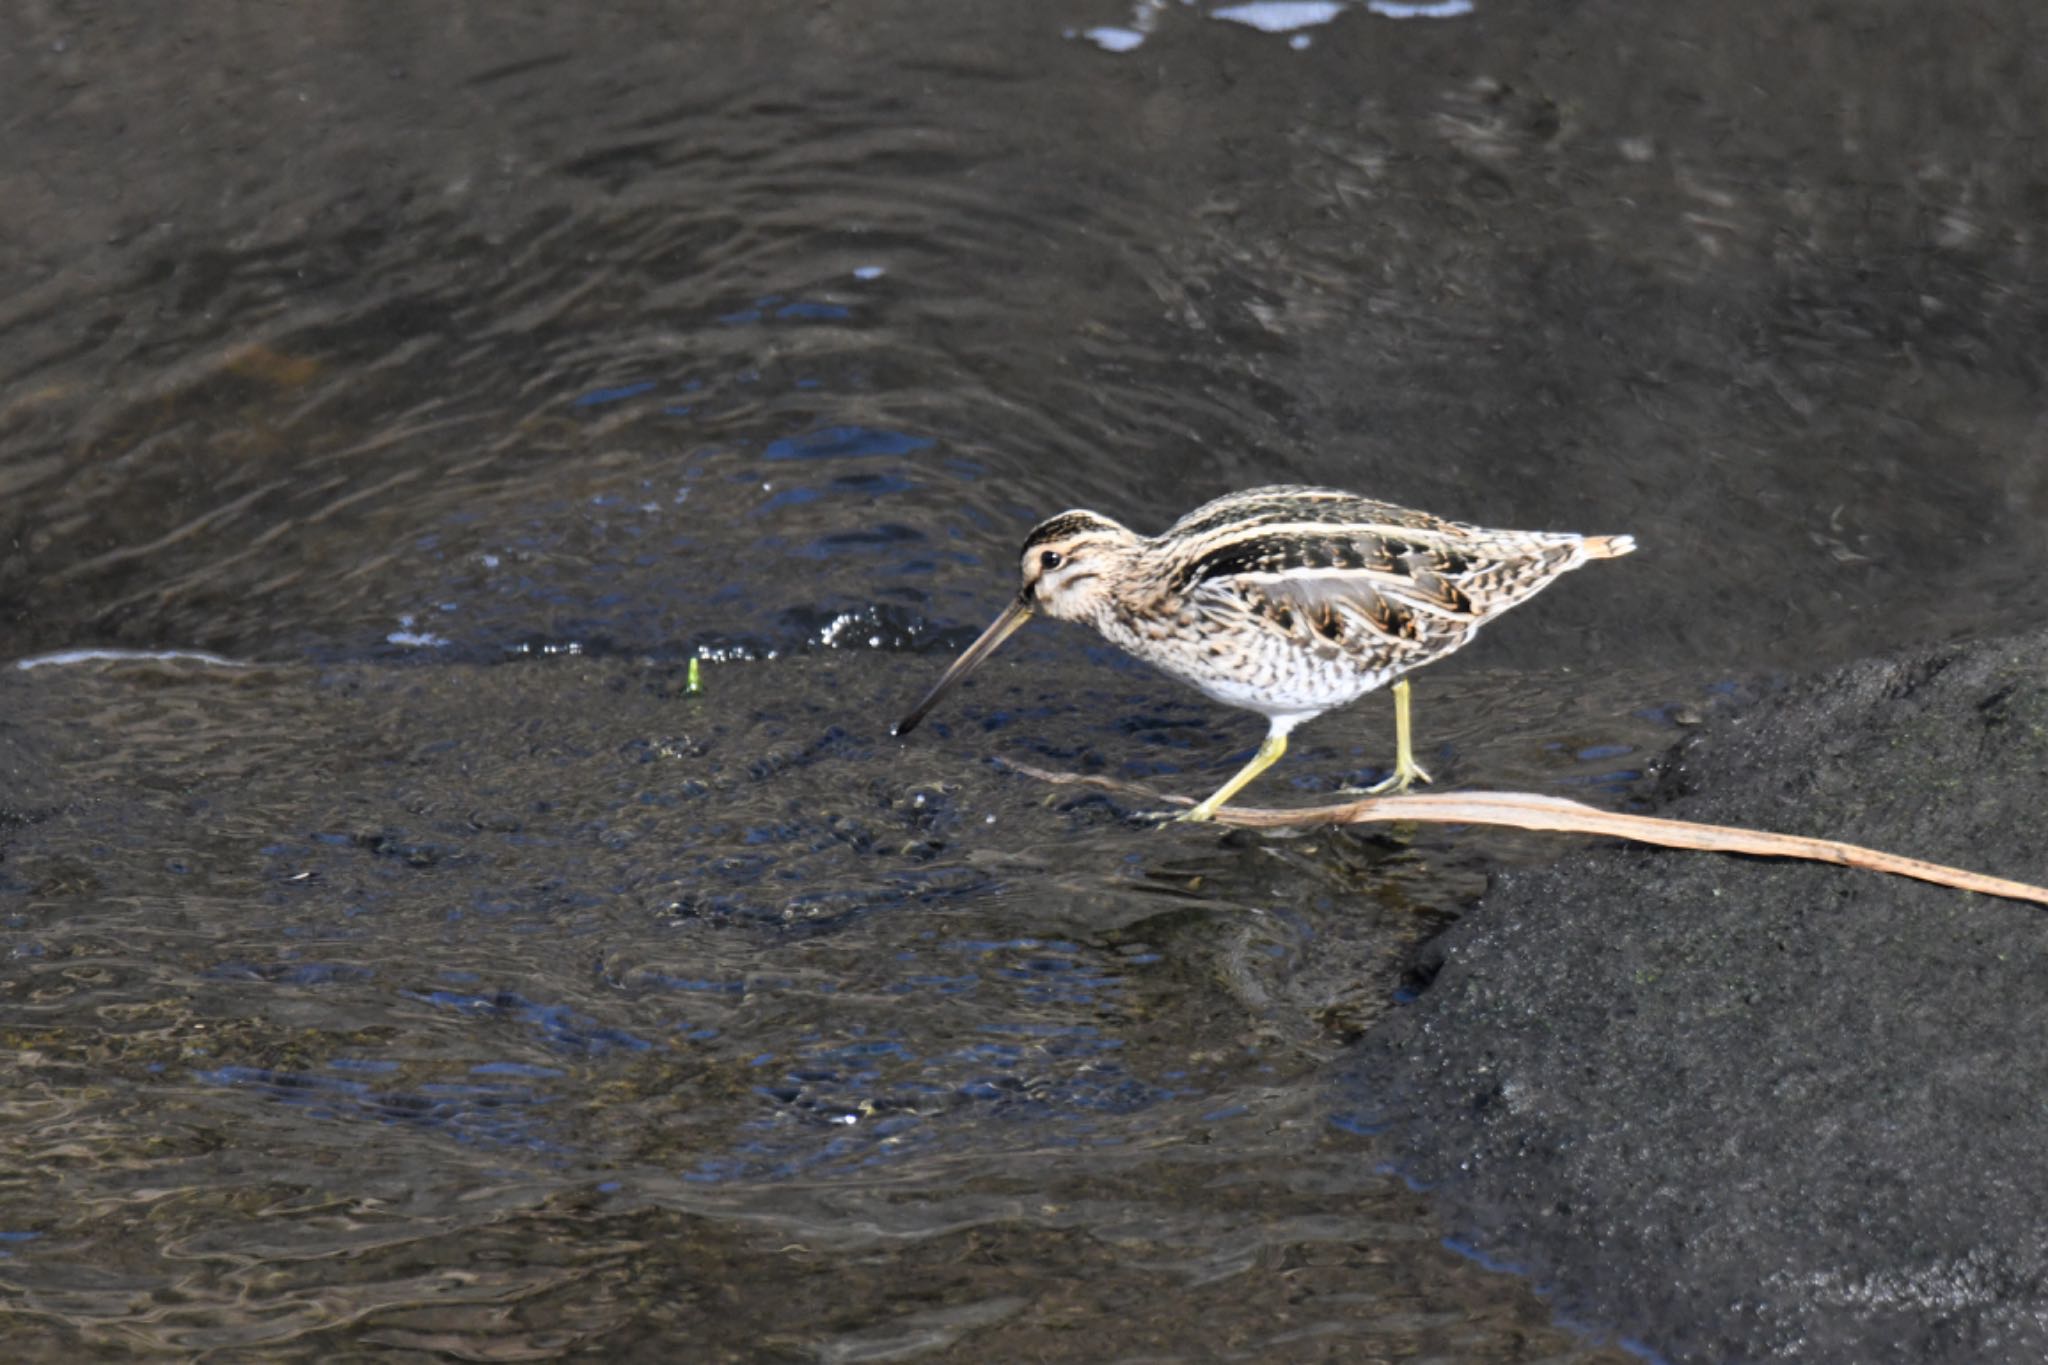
[{"x1": 895, "y1": 485, "x2": 1636, "y2": 821}]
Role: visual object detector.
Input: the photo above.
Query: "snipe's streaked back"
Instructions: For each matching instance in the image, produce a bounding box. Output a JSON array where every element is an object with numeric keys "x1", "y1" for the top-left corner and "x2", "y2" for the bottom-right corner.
[{"x1": 894, "y1": 485, "x2": 1636, "y2": 822}]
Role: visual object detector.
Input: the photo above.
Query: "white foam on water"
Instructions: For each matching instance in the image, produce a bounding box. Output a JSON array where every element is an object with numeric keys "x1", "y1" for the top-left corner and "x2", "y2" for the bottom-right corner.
[
  {"x1": 13, "y1": 648, "x2": 254, "y2": 671},
  {"x1": 1211, "y1": 2, "x2": 1344, "y2": 34},
  {"x1": 1367, "y1": 0, "x2": 1473, "y2": 18}
]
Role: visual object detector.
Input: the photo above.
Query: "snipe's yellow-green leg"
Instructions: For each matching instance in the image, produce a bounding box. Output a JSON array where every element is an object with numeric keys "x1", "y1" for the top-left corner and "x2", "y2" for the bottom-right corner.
[
  {"x1": 1177, "y1": 677, "x2": 1427, "y2": 822},
  {"x1": 1179, "y1": 720, "x2": 1297, "y2": 823},
  {"x1": 1356, "y1": 677, "x2": 1432, "y2": 798}
]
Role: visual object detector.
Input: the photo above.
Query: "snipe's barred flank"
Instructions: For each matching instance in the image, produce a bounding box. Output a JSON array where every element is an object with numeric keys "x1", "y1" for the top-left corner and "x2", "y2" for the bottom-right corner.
[{"x1": 894, "y1": 485, "x2": 1636, "y2": 822}]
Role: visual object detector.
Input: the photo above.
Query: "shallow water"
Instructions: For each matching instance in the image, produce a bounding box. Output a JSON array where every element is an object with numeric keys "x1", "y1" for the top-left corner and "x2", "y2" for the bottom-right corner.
[{"x1": 3, "y1": 0, "x2": 2044, "y2": 1357}]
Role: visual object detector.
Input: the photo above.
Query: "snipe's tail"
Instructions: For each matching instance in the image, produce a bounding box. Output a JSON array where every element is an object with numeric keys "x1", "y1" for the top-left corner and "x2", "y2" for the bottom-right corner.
[{"x1": 1580, "y1": 533, "x2": 1637, "y2": 559}]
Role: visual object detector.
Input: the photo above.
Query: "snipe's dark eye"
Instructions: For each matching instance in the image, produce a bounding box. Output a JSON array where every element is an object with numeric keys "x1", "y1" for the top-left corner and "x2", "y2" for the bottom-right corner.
[{"x1": 1039, "y1": 549, "x2": 1064, "y2": 571}]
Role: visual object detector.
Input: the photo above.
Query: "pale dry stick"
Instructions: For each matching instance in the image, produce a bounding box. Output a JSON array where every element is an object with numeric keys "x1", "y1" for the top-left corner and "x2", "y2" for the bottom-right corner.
[{"x1": 1000, "y1": 762, "x2": 2048, "y2": 909}]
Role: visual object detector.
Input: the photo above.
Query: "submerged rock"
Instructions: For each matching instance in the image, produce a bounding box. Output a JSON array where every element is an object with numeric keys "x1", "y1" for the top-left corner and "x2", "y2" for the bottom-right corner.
[{"x1": 1352, "y1": 627, "x2": 2048, "y2": 1364}]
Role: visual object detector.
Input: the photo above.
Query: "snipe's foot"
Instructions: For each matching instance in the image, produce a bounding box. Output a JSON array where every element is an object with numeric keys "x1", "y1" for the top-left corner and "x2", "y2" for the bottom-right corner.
[
  {"x1": 1128, "y1": 805, "x2": 1208, "y2": 825},
  {"x1": 1350, "y1": 756, "x2": 1434, "y2": 797}
]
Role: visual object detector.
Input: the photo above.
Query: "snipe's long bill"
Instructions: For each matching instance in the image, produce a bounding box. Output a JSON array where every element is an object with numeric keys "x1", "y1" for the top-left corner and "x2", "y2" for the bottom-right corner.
[
  {"x1": 893, "y1": 593, "x2": 1033, "y2": 738},
  {"x1": 893, "y1": 485, "x2": 1636, "y2": 823}
]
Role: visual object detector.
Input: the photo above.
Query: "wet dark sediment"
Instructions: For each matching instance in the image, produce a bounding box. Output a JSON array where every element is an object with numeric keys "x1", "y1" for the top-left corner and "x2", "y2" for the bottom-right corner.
[{"x1": 1354, "y1": 627, "x2": 2048, "y2": 1363}]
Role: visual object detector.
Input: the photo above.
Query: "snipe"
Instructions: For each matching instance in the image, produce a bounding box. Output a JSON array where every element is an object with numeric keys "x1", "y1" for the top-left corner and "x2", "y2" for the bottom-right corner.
[{"x1": 894, "y1": 485, "x2": 1635, "y2": 821}]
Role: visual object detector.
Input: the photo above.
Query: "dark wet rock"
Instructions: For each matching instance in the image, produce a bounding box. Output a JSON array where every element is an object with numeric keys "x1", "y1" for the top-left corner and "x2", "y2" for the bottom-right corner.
[{"x1": 1352, "y1": 626, "x2": 2048, "y2": 1363}]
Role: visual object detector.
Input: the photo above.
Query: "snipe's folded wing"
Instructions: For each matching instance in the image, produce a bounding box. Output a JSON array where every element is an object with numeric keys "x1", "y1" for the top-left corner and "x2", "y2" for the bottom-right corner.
[{"x1": 1175, "y1": 527, "x2": 1508, "y2": 648}]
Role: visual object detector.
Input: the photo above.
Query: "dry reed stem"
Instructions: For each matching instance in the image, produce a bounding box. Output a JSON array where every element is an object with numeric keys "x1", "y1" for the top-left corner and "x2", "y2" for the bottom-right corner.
[{"x1": 1001, "y1": 761, "x2": 2048, "y2": 909}]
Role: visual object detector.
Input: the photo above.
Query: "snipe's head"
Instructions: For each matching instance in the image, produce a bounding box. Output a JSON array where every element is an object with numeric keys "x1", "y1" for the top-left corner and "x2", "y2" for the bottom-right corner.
[
  {"x1": 892, "y1": 508, "x2": 1140, "y2": 736},
  {"x1": 1016, "y1": 510, "x2": 1140, "y2": 622}
]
